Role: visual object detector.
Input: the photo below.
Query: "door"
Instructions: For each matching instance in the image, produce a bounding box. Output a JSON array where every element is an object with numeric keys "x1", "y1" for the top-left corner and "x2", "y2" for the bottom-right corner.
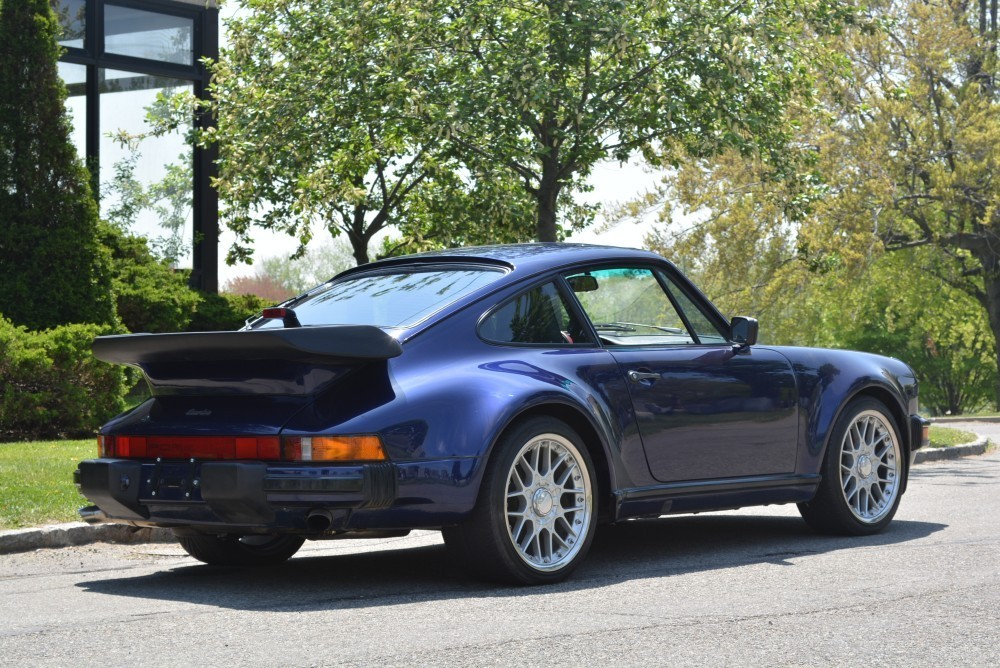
[{"x1": 565, "y1": 265, "x2": 798, "y2": 482}]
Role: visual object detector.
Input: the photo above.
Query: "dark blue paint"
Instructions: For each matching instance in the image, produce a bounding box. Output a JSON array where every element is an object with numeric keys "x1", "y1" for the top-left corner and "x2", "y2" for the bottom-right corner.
[{"x1": 81, "y1": 244, "x2": 922, "y2": 534}]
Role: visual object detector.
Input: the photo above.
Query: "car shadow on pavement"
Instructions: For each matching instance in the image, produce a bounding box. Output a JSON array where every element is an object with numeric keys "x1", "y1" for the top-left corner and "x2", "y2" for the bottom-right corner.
[{"x1": 77, "y1": 514, "x2": 945, "y2": 611}]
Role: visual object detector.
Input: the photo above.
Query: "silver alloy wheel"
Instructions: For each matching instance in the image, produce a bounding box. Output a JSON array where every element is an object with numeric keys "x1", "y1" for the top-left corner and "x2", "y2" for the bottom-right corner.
[
  {"x1": 839, "y1": 409, "x2": 901, "y2": 524},
  {"x1": 504, "y1": 433, "x2": 593, "y2": 572}
]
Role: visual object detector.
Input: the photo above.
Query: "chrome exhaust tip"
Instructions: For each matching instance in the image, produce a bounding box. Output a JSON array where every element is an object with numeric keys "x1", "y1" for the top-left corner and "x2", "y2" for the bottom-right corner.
[{"x1": 78, "y1": 506, "x2": 109, "y2": 525}]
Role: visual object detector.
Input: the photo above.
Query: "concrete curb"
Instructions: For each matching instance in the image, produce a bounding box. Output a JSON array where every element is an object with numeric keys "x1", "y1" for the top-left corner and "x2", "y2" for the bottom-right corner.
[
  {"x1": 929, "y1": 416, "x2": 1000, "y2": 423},
  {"x1": 1, "y1": 438, "x2": 992, "y2": 556},
  {"x1": 913, "y1": 437, "x2": 992, "y2": 463},
  {"x1": 0, "y1": 522, "x2": 174, "y2": 555}
]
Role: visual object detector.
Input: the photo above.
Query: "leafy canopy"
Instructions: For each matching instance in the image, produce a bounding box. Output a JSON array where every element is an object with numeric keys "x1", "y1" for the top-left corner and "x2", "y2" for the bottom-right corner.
[
  {"x1": 640, "y1": 0, "x2": 1000, "y2": 411},
  {"x1": 207, "y1": 0, "x2": 532, "y2": 266},
  {"x1": 421, "y1": 0, "x2": 847, "y2": 240},
  {"x1": 204, "y1": 0, "x2": 845, "y2": 264}
]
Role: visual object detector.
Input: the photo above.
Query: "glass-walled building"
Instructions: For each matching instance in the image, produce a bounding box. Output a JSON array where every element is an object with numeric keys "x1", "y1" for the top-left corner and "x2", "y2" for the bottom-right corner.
[{"x1": 54, "y1": 0, "x2": 219, "y2": 291}]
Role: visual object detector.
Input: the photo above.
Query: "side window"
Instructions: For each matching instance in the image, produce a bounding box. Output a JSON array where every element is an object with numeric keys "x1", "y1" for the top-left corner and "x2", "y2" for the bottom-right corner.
[
  {"x1": 565, "y1": 267, "x2": 695, "y2": 345},
  {"x1": 658, "y1": 271, "x2": 728, "y2": 344},
  {"x1": 480, "y1": 282, "x2": 593, "y2": 345}
]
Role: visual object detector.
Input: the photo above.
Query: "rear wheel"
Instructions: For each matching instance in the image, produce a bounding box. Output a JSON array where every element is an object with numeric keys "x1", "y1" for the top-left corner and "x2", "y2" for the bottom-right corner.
[
  {"x1": 443, "y1": 417, "x2": 597, "y2": 585},
  {"x1": 798, "y1": 397, "x2": 904, "y2": 535},
  {"x1": 175, "y1": 532, "x2": 305, "y2": 567}
]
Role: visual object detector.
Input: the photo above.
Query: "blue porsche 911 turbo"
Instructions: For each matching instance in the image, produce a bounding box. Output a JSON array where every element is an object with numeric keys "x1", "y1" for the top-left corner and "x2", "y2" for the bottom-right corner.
[{"x1": 76, "y1": 243, "x2": 929, "y2": 584}]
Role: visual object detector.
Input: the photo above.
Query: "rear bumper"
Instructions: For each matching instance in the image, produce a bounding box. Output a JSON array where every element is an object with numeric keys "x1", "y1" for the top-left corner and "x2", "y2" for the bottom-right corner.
[
  {"x1": 910, "y1": 414, "x2": 931, "y2": 451},
  {"x1": 75, "y1": 458, "x2": 417, "y2": 532}
]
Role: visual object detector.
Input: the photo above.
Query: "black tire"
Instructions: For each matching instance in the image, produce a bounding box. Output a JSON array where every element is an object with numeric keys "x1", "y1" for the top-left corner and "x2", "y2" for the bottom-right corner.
[
  {"x1": 798, "y1": 397, "x2": 905, "y2": 535},
  {"x1": 175, "y1": 532, "x2": 305, "y2": 567},
  {"x1": 443, "y1": 417, "x2": 598, "y2": 585}
]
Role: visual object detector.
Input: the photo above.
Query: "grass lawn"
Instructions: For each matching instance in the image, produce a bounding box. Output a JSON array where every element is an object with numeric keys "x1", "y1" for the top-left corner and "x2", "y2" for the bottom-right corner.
[
  {"x1": 928, "y1": 425, "x2": 978, "y2": 448},
  {"x1": 0, "y1": 439, "x2": 94, "y2": 530}
]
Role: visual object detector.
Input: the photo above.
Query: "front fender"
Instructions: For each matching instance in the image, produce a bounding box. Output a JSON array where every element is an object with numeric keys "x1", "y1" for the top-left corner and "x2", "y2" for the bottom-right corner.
[{"x1": 768, "y1": 347, "x2": 916, "y2": 475}]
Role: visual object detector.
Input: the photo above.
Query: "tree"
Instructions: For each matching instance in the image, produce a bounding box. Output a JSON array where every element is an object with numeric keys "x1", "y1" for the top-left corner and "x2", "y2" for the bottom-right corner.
[
  {"x1": 206, "y1": 0, "x2": 532, "y2": 266},
  {"x1": 849, "y1": 0, "x2": 1000, "y2": 405},
  {"x1": 103, "y1": 138, "x2": 193, "y2": 267},
  {"x1": 830, "y1": 250, "x2": 997, "y2": 416},
  {"x1": 639, "y1": 0, "x2": 1000, "y2": 410},
  {"x1": 0, "y1": 0, "x2": 115, "y2": 330},
  {"x1": 422, "y1": 0, "x2": 846, "y2": 241}
]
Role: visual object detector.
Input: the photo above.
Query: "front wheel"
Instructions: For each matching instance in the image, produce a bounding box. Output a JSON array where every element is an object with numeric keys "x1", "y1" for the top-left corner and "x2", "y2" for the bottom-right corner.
[
  {"x1": 798, "y1": 397, "x2": 905, "y2": 535},
  {"x1": 443, "y1": 417, "x2": 597, "y2": 585},
  {"x1": 175, "y1": 532, "x2": 305, "y2": 567}
]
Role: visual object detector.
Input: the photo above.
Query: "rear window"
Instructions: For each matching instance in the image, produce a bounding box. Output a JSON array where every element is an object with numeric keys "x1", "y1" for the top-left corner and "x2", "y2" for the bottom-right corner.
[{"x1": 254, "y1": 266, "x2": 504, "y2": 329}]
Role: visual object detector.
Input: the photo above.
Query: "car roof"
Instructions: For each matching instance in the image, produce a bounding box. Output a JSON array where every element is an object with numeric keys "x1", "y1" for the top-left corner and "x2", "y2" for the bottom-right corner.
[
  {"x1": 322, "y1": 243, "x2": 680, "y2": 339},
  {"x1": 337, "y1": 243, "x2": 667, "y2": 281}
]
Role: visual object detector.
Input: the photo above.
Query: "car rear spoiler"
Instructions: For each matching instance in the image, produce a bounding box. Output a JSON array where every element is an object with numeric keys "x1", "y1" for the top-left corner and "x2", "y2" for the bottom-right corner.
[
  {"x1": 93, "y1": 325, "x2": 403, "y2": 366},
  {"x1": 92, "y1": 326, "x2": 403, "y2": 397}
]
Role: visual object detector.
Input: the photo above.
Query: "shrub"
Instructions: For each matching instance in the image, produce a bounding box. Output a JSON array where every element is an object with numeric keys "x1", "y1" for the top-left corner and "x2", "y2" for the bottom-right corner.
[
  {"x1": 102, "y1": 225, "x2": 201, "y2": 333},
  {"x1": 187, "y1": 292, "x2": 273, "y2": 331},
  {"x1": 0, "y1": 318, "x2": 135, "y2": 441}
]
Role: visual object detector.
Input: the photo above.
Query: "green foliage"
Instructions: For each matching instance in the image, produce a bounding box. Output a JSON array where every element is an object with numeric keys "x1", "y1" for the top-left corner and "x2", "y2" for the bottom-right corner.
[
  {"x1": 0, "y1": 318, "x2": 134, "y2": 441},
  {"x1": 823, "y1": 252, "x2": 997, "y2": 416},
  {"x1": 0, "y1": 439, "x2": 95, "y2": 528},
  {"x1": 206, "y1": 0, "x2": 532, "y2": 266},
  {"x1": 102, "y1": 90, "x2": 196, "y2": 265},
  {"x1": 206, "y1": 0, "x2": 831, "y2": 260},
  {"x1": 0, "y1": 0, "x2": 116, "y2": 330},
  {"x1": 102, "y1": 143, "x2": 193, "y2": 265},
  {"x1": 101, "y1": 225, "x2": 200, "y2": 333},
  {"x1": 640, "y1": 0, "x2": 1000, "y2": 412},
  {"x1": 424, "y1": 0, "x2": 839, "y2": 241},
  {"x1": 187, "y1": 292, "x2": 272, "y2": 332},
  {"x1": 795, "y1": 0, "x2": 1000, "y2": 404}
]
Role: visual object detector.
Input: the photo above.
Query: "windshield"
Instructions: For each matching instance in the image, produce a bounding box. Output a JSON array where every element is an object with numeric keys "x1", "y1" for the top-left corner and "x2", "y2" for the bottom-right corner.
[{"x1": 252, "y1": 266, "x2": 504, "y2": 329}]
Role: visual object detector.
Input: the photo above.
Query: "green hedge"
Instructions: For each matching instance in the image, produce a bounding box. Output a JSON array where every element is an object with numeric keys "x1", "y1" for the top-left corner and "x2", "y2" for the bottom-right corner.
[
  {"x1": 0, "y1": 318, "x2": 135, "y2": 441},
  {"x1": 188, "y1": 291, "x2": 273, "y2": 331}
]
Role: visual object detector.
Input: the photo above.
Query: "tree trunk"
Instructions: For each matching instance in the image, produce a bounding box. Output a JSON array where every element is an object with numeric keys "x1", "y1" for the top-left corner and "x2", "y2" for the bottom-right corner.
[
  {"x1": 977, "y1": 253, "x2": 1000, "y2": 409},
  {"x1": 535, "y1": 159, "x2": 562, "y2": 242},
  {"x1": 346, "y1": 204, "x2": 371, "y2": 265}
]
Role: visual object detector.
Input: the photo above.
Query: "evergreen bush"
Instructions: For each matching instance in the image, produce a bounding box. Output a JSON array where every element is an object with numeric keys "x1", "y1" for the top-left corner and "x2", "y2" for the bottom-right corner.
[
  {"x1": 0, "y1": 0, "x2": 115, "y2": 330},
  {"x1": 102, "y1": 225, "x2": 200, "y2": 333},
  {"x1": 187, "y1": 292, "x2": 272, "y2": 332},
  {"x1": 0, "y1": 318, "x2": 134, "y2": 441}
]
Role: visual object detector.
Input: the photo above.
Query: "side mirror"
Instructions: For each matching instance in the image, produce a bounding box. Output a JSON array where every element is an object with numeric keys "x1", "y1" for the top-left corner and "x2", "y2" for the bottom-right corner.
[{"x1": 730, "y1": 316, "x2": 758, "y2": 348}]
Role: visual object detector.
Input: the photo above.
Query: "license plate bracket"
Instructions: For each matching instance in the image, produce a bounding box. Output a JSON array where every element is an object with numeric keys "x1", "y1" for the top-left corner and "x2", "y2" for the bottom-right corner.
[{"x1": 145, "y1": 458, "x2": 201, "y2": 502}]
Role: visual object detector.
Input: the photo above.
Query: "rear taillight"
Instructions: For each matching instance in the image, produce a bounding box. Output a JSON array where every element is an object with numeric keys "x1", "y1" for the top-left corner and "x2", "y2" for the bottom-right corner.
[
  {"x1": 97, "y1": 434, "x2": 387, "y2": 462},
  {"x1": 97, "y1": 435, "x2": 281, "y2": 460},
  {"x1": 283, "y1": 435, "x2": 387, "y2": 462}
]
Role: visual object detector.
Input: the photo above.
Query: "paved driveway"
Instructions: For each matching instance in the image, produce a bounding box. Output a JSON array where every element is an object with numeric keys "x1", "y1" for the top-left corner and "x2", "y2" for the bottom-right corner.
[{"x1": 1, "y1": 449, "x2": 998, "y2": 667}]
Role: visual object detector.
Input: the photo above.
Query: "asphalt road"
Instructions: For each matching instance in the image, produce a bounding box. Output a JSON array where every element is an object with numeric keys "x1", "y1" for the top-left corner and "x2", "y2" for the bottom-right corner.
[{"x1": 1, "y1": 450, "x2": 998, "y2": 667}]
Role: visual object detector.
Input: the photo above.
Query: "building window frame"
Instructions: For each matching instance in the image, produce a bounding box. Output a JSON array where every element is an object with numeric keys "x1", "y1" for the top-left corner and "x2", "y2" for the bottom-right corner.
[{"x1": 56, "y1": 0, "x2": 219, "y2": 291}]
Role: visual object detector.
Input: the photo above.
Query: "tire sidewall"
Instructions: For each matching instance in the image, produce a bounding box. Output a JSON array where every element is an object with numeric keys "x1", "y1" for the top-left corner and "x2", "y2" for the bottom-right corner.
[
  {"x1": 820, "y1": 397, "x2": 905, "y2": 534},
  {"x1": 480, "y1": 416, "x2": 598, "y2": 584}
]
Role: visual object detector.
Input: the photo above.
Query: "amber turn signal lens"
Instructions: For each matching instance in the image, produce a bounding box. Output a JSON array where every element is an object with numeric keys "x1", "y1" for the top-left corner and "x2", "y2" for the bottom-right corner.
[{"x1": 284, "y1": 435, "x2": 387, "y2": 462}]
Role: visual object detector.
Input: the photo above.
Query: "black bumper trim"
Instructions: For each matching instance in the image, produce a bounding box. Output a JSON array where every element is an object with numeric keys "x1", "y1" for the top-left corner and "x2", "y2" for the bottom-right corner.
[
  {"x1": 361, "y1": 462, "x2": 396, "y2": 509},
  {"x1": 76, "y1": 459, "x2": 399, "y2": 527},
  {"x1": 910, "y1": 415, "x2": 931, "y2": 451}
]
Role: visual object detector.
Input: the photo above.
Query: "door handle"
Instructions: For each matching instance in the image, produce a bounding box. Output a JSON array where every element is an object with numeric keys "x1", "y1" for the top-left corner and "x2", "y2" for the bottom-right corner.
[{"x1": 628, "y1": 370, "x2": 660, "y2": 383}]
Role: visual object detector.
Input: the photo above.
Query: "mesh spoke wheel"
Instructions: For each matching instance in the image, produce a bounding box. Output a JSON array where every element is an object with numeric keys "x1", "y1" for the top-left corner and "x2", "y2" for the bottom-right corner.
[
  {"x1": 504, "y1": 433, "x2": 593, "y2": 572},
  {"x1": 442, "y1": 417, "x2": 597, "y2": 584},
  {"x1": 838, "y1": 410, "x2": 901, "y2": 524},
  {"x1": 798, "y1": 397, "x2": 906, "y2": 536}
]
